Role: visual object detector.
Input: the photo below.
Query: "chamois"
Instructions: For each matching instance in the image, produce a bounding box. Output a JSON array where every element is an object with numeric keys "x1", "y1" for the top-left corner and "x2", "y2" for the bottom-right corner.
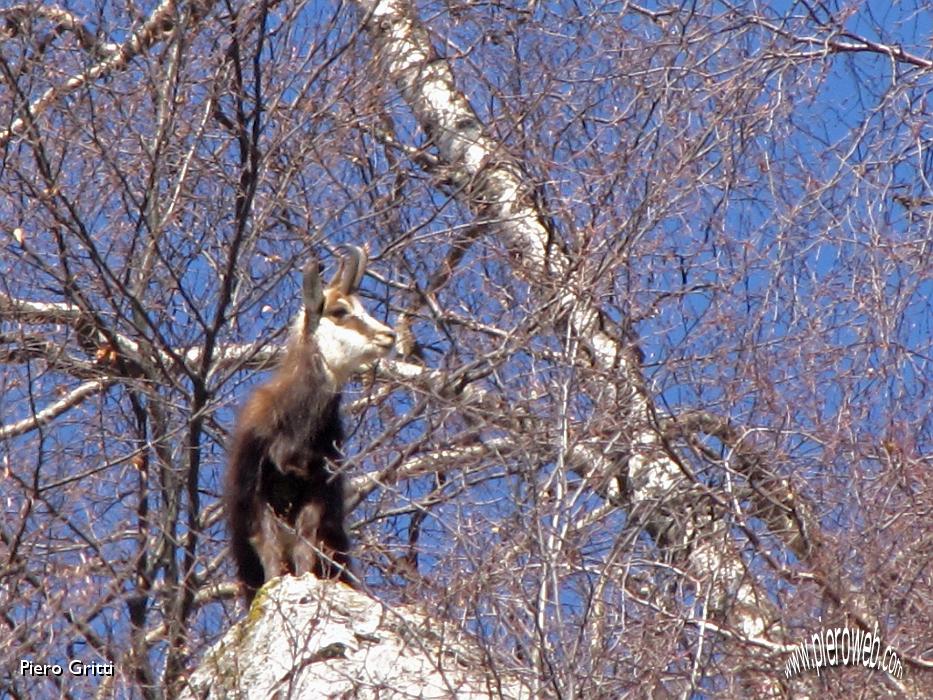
[{"x1": 225, "y1": 246, "x2": 395, "y2": 604}]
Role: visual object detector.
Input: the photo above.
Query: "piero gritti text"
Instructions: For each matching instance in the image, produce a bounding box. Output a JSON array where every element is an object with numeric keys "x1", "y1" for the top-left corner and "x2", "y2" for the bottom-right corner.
[{"x1": 20, "y1": 659, "x2": 114, "y2": 677}]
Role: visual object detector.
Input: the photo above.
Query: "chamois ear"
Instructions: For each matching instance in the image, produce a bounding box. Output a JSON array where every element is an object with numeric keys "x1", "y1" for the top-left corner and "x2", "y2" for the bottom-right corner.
[{"x1": 302, "y1": 257, "x2": 325, "y2": 331}]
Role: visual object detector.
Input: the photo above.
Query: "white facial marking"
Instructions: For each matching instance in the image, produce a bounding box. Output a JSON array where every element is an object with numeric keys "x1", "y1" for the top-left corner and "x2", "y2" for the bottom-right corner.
[{"x1": 314, "y1": 294, "x2": 394, "y2": 386}]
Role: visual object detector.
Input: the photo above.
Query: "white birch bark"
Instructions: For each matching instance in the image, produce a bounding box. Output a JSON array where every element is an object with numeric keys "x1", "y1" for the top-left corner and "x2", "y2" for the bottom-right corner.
[{"x1": 354, "y1": 0, "x2": 792, "y2": 693}]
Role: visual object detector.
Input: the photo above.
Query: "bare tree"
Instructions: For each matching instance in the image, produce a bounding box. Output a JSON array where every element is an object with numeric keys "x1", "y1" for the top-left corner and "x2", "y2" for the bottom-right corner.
[{"x1": 1, "y1": 1, "x2": 930, "y2": 698}]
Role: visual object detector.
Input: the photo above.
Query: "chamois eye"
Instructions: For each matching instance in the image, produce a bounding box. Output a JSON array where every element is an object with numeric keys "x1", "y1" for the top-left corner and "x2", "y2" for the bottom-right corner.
[{"x1": 330, "y1": 306, "x2": 349, "y2": 319}]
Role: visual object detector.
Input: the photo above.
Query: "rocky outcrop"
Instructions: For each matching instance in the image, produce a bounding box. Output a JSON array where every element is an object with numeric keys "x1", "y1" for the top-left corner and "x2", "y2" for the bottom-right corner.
[{"x1": 178, "y1": 575, "x2": 529, "y2": 699}]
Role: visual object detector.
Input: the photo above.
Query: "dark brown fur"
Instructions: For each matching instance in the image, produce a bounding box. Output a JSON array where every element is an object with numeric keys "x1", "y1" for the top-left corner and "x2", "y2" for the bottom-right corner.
[{"x1": 226, "y1": 335, "x2": 354, "y2": 604}]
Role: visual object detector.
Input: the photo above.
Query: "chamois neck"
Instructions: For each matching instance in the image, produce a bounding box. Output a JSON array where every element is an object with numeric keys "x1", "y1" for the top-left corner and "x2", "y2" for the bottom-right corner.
[
  {"x1": 284, "y1": 329, "x2": 353, "y2": 400},
  {"x1": 289, "y1": 307, "x2": 360, "y2": 389}
]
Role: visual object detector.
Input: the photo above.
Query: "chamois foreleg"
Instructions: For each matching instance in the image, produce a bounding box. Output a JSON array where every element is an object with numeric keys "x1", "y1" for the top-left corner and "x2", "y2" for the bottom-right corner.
[
  {"x1": 256, "y1": 503, "x2": 294, "y2": 580},
  {"x1": 292, "y1": 500, "x2": 323, "y2": 576},
  {"x1": 294, "y1": 487, "x2": 354, "y2": 585}
]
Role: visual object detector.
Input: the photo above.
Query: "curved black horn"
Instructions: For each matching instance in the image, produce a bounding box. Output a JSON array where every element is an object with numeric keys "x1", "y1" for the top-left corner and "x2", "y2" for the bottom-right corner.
[
  {"x1": 351, "y1": 245, "x2": 368, "y2": 290},
  {"x1": 338, "y1": 245, "x2": 367, "y2": 293}
]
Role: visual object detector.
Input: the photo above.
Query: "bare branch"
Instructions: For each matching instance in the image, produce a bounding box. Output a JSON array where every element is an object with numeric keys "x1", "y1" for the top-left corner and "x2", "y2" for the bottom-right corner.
[
  {"x1": 0, "y1": 378, "x2": 112, "y2": 440},
  {"x1": 0, "y1": 5, "x2": 119, "y2": 58},
  {"x1": 0, "y1": 0, "x2": 216, "y2": 147}
]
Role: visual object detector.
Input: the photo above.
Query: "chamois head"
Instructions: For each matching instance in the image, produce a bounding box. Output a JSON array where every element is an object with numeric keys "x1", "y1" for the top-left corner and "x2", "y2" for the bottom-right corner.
[{"x1": 295, "y1": 246, "x2": 395, "y2": 385}]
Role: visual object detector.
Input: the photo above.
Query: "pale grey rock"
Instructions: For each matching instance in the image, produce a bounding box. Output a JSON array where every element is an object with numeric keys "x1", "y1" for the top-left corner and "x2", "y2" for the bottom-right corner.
[{"x1": 178, "y1": 575, "x2": 529, "y2": 699}]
